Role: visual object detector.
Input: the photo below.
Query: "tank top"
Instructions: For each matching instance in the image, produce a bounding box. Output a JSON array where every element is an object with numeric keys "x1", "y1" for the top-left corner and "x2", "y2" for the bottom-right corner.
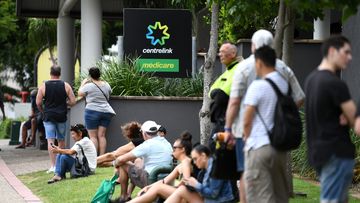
[{"x1": 44, "y1": 80, "x2": 67, "y2": 122}]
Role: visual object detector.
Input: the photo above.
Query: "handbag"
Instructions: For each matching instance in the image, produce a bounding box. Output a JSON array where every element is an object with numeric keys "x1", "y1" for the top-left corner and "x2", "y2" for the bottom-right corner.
[
  {"x1": 91, "y1": 174, "x2": 119, "y2": 203},
  {"x1": 210, "y1": 141, "x2": 241, "y2": 180},
  {"x1": 70, "y1": 144, "x2": 92, "y2": 178}
]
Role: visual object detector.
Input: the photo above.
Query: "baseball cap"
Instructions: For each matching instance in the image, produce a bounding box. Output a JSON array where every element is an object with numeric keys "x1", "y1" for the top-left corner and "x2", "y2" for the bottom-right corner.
[{"x1": 141, "y1": 120, "x2": 161, "y2": 134}]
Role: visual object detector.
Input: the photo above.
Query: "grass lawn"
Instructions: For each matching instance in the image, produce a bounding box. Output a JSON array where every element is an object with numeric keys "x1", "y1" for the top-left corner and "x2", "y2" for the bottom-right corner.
[{"x1": 19, "y1": 168, "x2": 359, "y2": 203}]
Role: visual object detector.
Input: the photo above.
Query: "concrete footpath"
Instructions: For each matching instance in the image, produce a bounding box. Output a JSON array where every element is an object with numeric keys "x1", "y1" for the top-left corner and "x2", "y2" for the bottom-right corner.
[{"x1": 0, "y1": 139, "x2": 49, "y2": 203}]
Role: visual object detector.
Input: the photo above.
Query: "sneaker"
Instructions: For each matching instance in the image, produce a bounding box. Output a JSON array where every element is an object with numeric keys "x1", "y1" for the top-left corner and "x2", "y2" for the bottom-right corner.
[{"x1": 46, "y1": 166, "x2": 55, "y2": 174}]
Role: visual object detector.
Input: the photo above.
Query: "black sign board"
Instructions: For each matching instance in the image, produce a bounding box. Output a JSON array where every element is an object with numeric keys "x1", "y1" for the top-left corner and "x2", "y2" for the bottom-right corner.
[{"x1": 124, "y1": 8, "x2": 192, "y2": 78}]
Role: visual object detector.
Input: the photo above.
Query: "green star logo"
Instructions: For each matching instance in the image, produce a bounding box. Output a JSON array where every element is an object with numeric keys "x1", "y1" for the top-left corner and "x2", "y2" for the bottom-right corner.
[{"x1": 146, "y1": 22, "x2": 170, "y2": 46}]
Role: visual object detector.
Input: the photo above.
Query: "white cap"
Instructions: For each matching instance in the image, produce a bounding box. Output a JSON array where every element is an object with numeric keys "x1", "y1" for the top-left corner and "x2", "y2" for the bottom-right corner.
[{"x1": 141, "y1": 120, "x2": 161, "y2": 134}]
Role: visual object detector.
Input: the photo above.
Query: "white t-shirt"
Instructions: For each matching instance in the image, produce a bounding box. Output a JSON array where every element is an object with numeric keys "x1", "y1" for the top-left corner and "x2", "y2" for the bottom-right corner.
[
  {"x1": 131, "y1": 136, "x2": 173, "y2": 174},
  {"x1": 243, "y1": 71, "x2": 288, "y2": 151},
  {"x1": 78, "y1": 81, "x2": 115, "y2": 114},
  {"x1": 230, "y1": 55, "x2": 304, "y2": 138},
  {"x1": 71, "y1": 137, "x2": 97, "y2": 172}
]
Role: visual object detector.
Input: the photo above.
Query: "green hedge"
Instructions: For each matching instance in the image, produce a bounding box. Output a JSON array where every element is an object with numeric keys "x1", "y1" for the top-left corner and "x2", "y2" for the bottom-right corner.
[
  {"x1": 0, "y1": 118, "x2": 13, "y2": 139},
  {"x1": 74, "y1": 58, "x2": 203, "y2": 97}
]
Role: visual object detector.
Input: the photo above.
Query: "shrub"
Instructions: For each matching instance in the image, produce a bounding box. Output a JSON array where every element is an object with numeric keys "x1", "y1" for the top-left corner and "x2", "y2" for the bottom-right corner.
[
  {"x1": 74, "y1": 58, "x2": 203, "y2": 97},
  {"x1": 291, "y1": 111, "x2": 360, "y2": 183},
  {"x1": 0, "y1": 118, "x2": 13, "y2": 139}
]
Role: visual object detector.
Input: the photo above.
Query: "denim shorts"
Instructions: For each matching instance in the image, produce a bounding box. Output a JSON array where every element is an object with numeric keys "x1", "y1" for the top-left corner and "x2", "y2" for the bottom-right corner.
[
  {"x1": 84, "y1": 109, "x2": 113, "y2": 130},
  {"x1": 43, "y1": 121, "x2": 66, "y2": 140},
  {"x1": 235, "y1": 138, "x2": 245, "y2": 172},
  {"x1": 319, "y1": 155, "x2": 355, "y2": 203}
]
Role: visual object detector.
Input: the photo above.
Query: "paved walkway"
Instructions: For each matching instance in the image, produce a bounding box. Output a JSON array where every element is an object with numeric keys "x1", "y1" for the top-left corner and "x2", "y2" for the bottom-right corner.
[{"x1": 0, "y1": 139, "x2": 49, "y2": 203}]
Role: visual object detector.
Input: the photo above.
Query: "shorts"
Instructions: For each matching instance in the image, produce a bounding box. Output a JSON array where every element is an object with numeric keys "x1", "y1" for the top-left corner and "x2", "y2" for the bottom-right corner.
[
  {"x1": 319, "y1": 156, "x2": 355, "y2": 203},
  {"x1": 235, "y1": 138, "x2": 245, "y2": 172},
  {"x1": 84, "y1": 109, "x2": 113, "y2": 130},
  {"x1": 43, "y1": 121, "x2": 66, "y2": 140},
  {"x1": 128, "y1": 165, "x2": 149, "y2": 189},
  {"x1": 24, "y1": 119, "x2": 32, "y2": 129},
  {"x1": 244, "y1": 145, "x2": 288, "y2": 203}
]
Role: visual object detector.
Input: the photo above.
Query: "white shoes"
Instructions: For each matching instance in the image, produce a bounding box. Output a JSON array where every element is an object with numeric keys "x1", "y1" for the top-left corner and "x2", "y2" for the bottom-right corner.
[{"x1": 46, "y1": 166, "x2": 55, "y2": 174}]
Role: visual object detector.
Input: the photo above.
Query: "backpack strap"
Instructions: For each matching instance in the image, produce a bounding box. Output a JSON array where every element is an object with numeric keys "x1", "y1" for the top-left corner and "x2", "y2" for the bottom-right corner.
[
  {"x1": 265, "y1": 78, "x2": 292, "y2": 97},
  {"x1": 256, "y1": 77, "x2": 289, "y2": 136},
  {"x1": 256, "y1": 108, "x2": 271, "y2": 136}
]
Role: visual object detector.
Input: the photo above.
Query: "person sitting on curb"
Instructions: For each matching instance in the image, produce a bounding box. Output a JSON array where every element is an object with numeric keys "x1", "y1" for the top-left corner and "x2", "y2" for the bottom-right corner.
[
  {"x1": 97, "y1": 121, "x2": 143, "y2": 167},
  {"x1": 113, "y1": 120, "x2": 173, "y2": 202},
  {"x1": 16, "y1": 88, "x2": 45, "y2": 149},
  {"x1": 97, "y1": 123, "x2": 167, "y2": 167},
  {"x1": 47, "y1": 124, "x2": 97, "y2": 184},
  {"x1": 128, "y1": 131, "x2": 193, "y2": 203}
]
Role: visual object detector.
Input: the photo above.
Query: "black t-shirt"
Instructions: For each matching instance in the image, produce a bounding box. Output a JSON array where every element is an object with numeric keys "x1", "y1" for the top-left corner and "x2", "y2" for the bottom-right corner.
[{"x1": 304, "y1": 70, "x2": 355, "y2": 169}]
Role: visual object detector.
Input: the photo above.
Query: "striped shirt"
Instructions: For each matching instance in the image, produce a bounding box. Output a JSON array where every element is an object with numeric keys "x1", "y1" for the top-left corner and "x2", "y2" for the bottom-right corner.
[{"x1": 243, "y1": 71, "x2": 288, "y2": 151}]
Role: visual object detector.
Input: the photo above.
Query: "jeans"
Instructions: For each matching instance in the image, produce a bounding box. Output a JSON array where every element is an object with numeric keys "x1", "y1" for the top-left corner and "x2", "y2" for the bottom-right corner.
[
  {"x1": 319, "y1": 156, "x2": 355, "y2": 203},
  {"x1": 55, "y1": 154, "x2": 75, "y2": 178}
]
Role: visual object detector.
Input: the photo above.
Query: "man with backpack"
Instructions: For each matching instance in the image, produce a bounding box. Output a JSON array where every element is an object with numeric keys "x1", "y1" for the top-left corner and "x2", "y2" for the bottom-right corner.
[
  {"x1": 242, "y1": 46, "x2": 290, "y2": 202},
  {"x1": 304, "y1": 35, "x2": 356, "y2": 203},
  {"x1": 224, "y1": 29, "x2": 305, "y2": 202}
]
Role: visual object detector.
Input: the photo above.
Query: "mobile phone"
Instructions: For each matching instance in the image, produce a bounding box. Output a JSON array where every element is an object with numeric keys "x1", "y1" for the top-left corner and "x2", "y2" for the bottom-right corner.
[{"x1": 50, "y1": 143, "x2": 55, "y2": 148}]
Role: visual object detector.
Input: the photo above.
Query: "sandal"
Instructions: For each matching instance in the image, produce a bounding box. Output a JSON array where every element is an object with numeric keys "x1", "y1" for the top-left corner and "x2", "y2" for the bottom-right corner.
[
  {"x1": 15, "y1": 145, "x2": 25, "y2": 149},
  {"x1": 47, "y1": 176, "x2": 62, "y2": 184}
]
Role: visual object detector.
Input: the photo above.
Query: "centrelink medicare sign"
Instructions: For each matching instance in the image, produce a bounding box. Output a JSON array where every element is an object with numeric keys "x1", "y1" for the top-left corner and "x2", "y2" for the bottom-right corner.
[{"x1": 124, "y1": 9, "x2": 192, "y2": 78}]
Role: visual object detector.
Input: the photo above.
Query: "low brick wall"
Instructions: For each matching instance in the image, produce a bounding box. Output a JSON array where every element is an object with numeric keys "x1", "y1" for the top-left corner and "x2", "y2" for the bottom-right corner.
[{"x1": 67, "y1": 96, "x2": 203, "y2": 151}]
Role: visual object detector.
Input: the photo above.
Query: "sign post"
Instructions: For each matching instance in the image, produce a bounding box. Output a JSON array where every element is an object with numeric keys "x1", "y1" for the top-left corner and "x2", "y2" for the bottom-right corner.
[{"x1": 124, "y1": 9, "x2": 192, "y2": 78}]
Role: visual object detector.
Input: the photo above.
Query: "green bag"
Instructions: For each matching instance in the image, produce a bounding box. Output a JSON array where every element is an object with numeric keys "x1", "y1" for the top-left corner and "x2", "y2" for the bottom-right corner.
[{"x1": 91, "y1": 174, "x2": 119, "y2": 203}]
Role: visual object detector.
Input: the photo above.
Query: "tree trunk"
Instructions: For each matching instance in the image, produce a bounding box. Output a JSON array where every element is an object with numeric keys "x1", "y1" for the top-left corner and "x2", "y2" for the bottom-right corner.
[
  {"x1": 282, "y1": 5, "x2": 295, "y2": 198},
  {"x1": 274, "y1": 0, "x2": 286, "y2": 58},
  {"x1": 282, "y1": 6, "x2": 295, "y2": 67},
  {"x1": 199, "y1": 2, "x2": 219, "y2": 145}
]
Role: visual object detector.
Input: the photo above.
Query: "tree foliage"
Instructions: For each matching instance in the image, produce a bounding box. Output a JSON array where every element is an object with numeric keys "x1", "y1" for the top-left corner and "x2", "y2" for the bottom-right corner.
[{"x1": 0, "y1": 0, "x2": 17, "y2": 43}]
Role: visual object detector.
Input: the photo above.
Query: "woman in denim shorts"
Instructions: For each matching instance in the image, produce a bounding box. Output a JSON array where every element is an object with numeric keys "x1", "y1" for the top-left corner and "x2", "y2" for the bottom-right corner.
[{"x1": 78, "y1": 67, "x2": 115, "y2": 155}]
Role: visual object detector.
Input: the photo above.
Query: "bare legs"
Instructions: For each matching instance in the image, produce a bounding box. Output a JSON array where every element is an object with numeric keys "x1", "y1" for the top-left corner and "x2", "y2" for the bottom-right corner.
[
  {"x1": 240, "y1": 176, "x2": 247, "y2": 203},
  {"x1": 16, "y1": 123, "x2": 28, "y2": 148},
  {"x1": 47, "y1": 138, "x2": 56, "y2": 167},
  {"x1": 47, "y1": 138, "x2": 65, "y2": 168},
  {"x1": 128, "y1": 182, "x2": 176, "y2": 203},
  {"x1": 164, "y1": 185, "x2": 203, "y2": 203},
  {"x1": 98, "y1": 126, "x2": 107, "y2": 155},
  {"x1": 118, "y1": 164, "x2": 131, "y2": 200},
  {"x1": 97, "y1": 153, "x2": 116, "y2": 167},
  {"x1": 88, "y1": 126, "x2": 107, "y2": 155},
  {"x1": 27, "y1": 117, "x2": 37, "y2": 145}
]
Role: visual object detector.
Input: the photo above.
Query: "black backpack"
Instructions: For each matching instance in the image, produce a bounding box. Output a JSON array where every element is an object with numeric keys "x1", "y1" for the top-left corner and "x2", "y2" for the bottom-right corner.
[{"x1": 257, "y1": 78, "x2": 302, "y2": 151}]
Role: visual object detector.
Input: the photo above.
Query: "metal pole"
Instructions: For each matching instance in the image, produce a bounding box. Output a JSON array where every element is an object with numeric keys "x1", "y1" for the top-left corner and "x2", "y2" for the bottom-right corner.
[
  {"x1": 117, "y1": 36, "x2": 124, "y2": 63},
  {"x1": 192, "y1": 36, "x2": 197, "y2": 78}
]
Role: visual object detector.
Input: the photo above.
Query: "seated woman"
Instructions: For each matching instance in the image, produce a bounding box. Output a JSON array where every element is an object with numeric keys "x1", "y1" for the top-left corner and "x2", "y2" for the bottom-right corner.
[
  {"x1": 127, "y1": 132, "x2": 193, "y2": 203},
  {"x1": 47, "y1": 124, "x2": 97, "y2": 184},
  {"x1": 97, "y1": 121, "x2": 143, "y2": 167},
  {"x1": 164, "y1": 145, "x2": 235, "y2": 203}
]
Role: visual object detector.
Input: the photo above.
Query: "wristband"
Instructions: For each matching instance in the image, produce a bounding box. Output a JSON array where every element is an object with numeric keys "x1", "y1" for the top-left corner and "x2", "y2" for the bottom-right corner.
[{"x1": 224, "y1": 127, "x2": 232, "y2": 132}]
